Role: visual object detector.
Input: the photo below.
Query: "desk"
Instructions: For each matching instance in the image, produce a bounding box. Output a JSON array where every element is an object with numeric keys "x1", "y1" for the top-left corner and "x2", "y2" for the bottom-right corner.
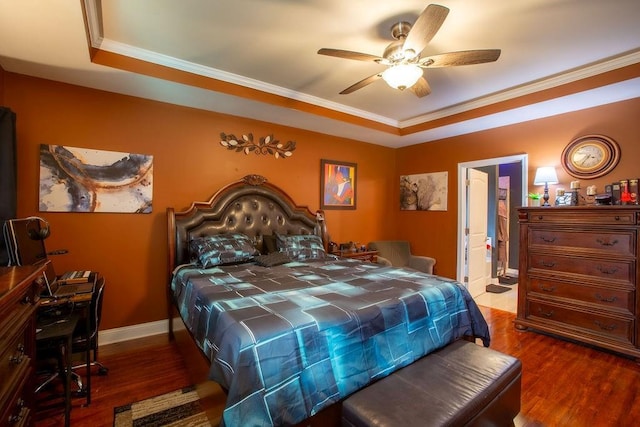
[
  {"x1": 39, "y1": 282, "x2": 95, "y2": 406},
  {"x1": 36, "y1": 314, "x2": 79, "y2": 427},
  {"x1": 0, "y1": 264, "x2": 43, "y2": 427}
]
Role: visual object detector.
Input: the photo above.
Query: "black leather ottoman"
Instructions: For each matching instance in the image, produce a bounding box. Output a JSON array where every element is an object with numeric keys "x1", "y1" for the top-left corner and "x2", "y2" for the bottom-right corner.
[{"x1": 341, "y1": 340, "x2": 522, "y2": 427}]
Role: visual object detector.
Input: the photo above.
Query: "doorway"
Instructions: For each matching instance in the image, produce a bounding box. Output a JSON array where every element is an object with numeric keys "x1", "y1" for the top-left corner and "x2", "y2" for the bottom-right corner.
[{"x1": 456, "y1": 154, "x2": 528, "y2": 311}]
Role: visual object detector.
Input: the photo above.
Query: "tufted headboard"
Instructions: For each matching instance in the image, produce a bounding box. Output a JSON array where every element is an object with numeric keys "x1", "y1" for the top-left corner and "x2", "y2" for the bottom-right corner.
[{"x1": 167, "y1": 174, "x2": 329, "y2": 277}]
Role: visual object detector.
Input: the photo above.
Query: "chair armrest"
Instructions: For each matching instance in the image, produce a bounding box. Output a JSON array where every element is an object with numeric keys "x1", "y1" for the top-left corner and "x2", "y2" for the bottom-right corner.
[
  {"x1": 376, "y1": 255, "x2": 393, "y2": 267},
  {"x1": 408, "y1": 255, "x2": 436, "y2": 274}
]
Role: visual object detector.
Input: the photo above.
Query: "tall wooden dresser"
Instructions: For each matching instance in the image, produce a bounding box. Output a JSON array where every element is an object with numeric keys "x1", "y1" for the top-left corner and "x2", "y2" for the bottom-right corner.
[
  {"x1": 516, "y1": 206, "x2": 640, "y2": 359},
  {"x1": 0, "y1": 263, "x2": 46, "y2": 426}
]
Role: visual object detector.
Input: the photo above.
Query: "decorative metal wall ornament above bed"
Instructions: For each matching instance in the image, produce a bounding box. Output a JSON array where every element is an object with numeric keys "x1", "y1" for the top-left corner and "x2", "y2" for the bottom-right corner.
[{"x1": 220, "y1": 132, "x2": 296, "y2": 159}]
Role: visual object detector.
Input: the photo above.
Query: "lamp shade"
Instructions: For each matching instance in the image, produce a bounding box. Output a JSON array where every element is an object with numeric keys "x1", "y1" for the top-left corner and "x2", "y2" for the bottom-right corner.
[
  {"x1": 381, "y1": 64, "x2": 423, "y2": 90},
  {"x1": 533, "y1": 167, "x2": 559, "y2": 185}
]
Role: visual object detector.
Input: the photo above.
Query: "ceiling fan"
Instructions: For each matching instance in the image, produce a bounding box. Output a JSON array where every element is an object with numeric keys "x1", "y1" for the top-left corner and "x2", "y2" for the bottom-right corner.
[{"x1": 317, "y1": 4, "x2": 501, "y2": 97}]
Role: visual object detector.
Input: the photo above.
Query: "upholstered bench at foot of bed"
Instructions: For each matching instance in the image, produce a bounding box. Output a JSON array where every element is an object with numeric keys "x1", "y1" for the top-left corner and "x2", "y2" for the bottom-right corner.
[{"x1": 341, "y1": 340, "x2": 522, "y2": 427}]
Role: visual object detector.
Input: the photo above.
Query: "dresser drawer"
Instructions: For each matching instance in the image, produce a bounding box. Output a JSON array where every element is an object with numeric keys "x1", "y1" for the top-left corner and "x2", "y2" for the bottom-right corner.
[
  {"x1": 529, "y1": 228, "x2": 635, "y2": 256},
  {"x1": 528, "y1": 254, "x2": 633, "y2": 284},
  {"x1": 0, "y1": 322, "x2": 30, "y2": 405},
  {"x1": 527, "y1": 300, "x2": 634, "y2": 344},
  {"x1": 527, "y1": 211, "x2": 636, "y2": 225},
  {"x1": 527, "y1": 278, "x2": 634, "y2": 315}
]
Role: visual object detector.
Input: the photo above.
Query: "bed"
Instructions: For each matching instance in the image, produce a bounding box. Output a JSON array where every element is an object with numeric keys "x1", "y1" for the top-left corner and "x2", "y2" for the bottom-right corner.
[{"x1": 167, "y1": 174, "x2": 490, "y2": 427}]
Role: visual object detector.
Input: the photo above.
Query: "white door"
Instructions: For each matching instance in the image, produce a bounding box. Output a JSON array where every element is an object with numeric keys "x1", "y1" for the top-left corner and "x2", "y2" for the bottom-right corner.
[{"x1": 467, "y1": 168, "x2": 489, "y2": 298}]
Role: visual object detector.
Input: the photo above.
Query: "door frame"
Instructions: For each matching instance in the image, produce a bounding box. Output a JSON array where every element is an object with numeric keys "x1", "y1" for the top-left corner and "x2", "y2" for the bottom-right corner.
[{"x1": 456, "y1": 154, "x2": 528, "y2": 285}]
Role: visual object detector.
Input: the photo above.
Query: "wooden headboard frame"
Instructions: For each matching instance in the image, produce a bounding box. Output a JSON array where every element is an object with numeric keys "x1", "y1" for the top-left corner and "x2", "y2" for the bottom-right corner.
[{"x1": 167, "y1": 173, "x2": 329, "y2": 282}]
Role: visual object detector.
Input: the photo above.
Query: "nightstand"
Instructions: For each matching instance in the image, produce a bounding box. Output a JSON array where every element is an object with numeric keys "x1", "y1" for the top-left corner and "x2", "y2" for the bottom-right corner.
[{"x1": 331, "y1": 250, "x2": 378, "y2": 263}]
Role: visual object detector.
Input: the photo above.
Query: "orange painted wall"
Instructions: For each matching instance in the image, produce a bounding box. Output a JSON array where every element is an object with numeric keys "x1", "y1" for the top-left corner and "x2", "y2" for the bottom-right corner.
[
  {"x1": 4, "y1": 70, "x2": 639, "y2": 331},
  {"x1": 3, "y1": 73, "x2": 396, "y2": 330},
  {"x1": 395, "y1": 97, "x2": 640, "y2": 279}
]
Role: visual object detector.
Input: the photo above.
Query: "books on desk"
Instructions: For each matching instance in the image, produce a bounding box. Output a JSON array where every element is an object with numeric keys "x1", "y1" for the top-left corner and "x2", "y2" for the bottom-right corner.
[{"x1": 58, "y1": 270, "x2": 91, "y2": 284}]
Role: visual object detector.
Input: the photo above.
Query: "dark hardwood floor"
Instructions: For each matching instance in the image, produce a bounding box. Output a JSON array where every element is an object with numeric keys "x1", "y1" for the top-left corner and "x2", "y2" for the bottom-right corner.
[{"x1": 34, "y1": 306, "x2": 640, "y2": 426}]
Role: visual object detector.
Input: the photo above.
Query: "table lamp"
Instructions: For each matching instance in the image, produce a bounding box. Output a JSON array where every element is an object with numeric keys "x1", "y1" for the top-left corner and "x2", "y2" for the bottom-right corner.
[{"x1": 533, "y1": 167, "x2": 559, "y2": 206}]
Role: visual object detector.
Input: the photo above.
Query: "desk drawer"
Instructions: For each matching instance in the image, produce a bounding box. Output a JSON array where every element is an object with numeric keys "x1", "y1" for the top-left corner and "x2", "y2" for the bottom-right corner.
[
  {"x1": 527, "y1": 300, "x2": 633, "y2": 344},
  {"x1": 528, "y1": 254, "x2": 633, "y2": 284},
  {"x1": 0, "y1": 323, "x2": 30, "y2": 402},
  {"x1": 0, "y1": 364, "x2": 31, "y2": 427}
]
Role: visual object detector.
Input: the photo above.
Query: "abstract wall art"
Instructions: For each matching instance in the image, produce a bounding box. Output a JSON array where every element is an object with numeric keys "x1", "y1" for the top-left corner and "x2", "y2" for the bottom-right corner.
[{"x1": 39, "y1": 144, "x2": 153, "y2": 213}]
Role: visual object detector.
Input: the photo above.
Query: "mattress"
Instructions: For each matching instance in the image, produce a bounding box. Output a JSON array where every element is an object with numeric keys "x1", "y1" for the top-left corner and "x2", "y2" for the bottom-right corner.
[{"x1": 171, "y1": 256, "x2": 490, "y2": 426}]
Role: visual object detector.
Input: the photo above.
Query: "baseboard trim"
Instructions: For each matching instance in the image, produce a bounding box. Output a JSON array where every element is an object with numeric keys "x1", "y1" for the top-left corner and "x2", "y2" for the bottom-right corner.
[{"x1": 99, "y1": 317, "x2": 184, "y2": 346}]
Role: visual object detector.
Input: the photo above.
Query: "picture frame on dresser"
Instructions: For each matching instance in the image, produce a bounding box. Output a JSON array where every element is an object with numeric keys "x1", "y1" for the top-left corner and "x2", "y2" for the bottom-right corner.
[{"x1": 320, "y1": 159, "x2": 357, "y2": 210}]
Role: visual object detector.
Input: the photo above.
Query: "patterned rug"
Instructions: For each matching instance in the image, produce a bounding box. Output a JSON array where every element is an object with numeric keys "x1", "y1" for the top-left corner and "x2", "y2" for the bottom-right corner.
[{"x1": 113, "y1": 385, "x2": 211, "y2": 427}]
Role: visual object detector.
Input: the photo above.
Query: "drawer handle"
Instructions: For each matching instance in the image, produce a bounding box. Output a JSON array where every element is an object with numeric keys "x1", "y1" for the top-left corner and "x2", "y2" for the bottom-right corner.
[
  {"x1": 597, "y1": 265, "x2": 619, "y2": 275},
  {"x1": 8, "y1": 399, "x2": 24, "y2": 425},
  {"x1": 540, "y1": 260, "x2": 556, "y2": 268},
  {"x1": 595, "y1": 293, "x2": 618, "y2": 303},
  {"x1": 8, "y1": 413, "x2": 23, "y2": 425},
  {"x1": 615, "y1": 216, "x2": 621, "y2": 221},
  {"x1": 594, "y1": 321, "x2": 617, "y2": 331},
  {"x1": 596, "y1": 238, "x2": 619, "y2": 247},
  {"x1": 537, "y1": 308, "x2": 554, "y2": 318},
  {"x1": 9, "y1": 344, "x2": 25, "y2": 365},
  {"x1": 537, "y1": 215, "x2": 544, "y2": 220},
  {"x1": 540, "y1": 236, "x2": 556, "y2": 243},
  {"x1": 539, "y1": 284, "x2": 556, "y2": 292}
]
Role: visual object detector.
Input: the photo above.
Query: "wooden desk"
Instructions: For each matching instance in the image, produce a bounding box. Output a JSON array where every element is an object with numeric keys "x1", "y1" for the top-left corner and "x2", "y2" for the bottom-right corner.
[
  {"x1": 36, "y1": 314, "x2": 79, "y2": 427},
  {"x1": 0, "y1": 264, "x2": 44, "y2": 427},
  {"x1": 39, "y1": 277, "x2": 96, "y2": 405}
]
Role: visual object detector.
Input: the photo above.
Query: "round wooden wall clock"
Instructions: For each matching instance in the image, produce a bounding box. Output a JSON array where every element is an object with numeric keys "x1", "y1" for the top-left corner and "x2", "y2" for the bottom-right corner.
[{"x1": 561, "y1": 134, "x2": 621, "y2": 179}]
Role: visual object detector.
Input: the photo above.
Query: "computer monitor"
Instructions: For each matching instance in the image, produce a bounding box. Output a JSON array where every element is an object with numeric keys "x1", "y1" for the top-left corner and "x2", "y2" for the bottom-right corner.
[{"x1": 3, "y1": 218, "x2": 48, "y2": 266}]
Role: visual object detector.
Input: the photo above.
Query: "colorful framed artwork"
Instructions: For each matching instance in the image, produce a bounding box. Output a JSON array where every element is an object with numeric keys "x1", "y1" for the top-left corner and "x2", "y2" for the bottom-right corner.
[{"x1": 320, "y1": 159, "x2": 357, "y2": 210}]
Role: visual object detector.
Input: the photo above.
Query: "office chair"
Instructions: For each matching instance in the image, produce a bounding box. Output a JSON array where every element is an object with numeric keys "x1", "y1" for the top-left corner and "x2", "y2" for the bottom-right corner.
[{"x1": 70, "y1": 277, "x2": 108, "y2": 393}]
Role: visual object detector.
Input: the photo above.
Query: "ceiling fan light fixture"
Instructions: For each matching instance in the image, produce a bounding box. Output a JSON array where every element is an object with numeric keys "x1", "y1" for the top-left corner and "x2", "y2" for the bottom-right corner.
[{"x1": 382, "y1": 64, "x2": 422, "y2": 91}]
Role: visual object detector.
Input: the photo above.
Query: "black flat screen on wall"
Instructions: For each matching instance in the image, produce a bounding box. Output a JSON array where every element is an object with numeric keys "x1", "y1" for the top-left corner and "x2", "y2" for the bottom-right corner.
[
  {"x1": 0, "y1": 107, "x2": 17, "y2": 266},
  {"x1": 3, "y1": 218, "x2": 47, "y2": 266}
]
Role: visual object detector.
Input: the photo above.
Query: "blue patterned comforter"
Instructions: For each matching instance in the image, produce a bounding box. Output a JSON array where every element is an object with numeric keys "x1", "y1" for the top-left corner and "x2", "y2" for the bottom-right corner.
[{"x1": 171, "y1": 256, "x2": 490, "y2": 426}]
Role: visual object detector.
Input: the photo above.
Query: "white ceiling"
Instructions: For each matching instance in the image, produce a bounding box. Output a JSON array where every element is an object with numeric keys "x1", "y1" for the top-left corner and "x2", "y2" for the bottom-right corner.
[{"x1": 1, "y1": 0, "x2": 639, "y2": 147}]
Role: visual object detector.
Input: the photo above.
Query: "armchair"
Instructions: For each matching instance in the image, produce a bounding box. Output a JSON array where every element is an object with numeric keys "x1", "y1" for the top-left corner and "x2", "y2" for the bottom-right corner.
[{"x1": 367, "y1": 240, "x2": 436, "y2": 274}]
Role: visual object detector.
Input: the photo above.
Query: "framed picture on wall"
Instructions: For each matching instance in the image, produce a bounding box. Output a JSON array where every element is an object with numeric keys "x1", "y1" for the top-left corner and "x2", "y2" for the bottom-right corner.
[
  {"x1": 320, "y1": 159, "x2": 357, "y2": 210},
  {"x1": 399, "y1": 171, "x2": 448, "y2": 211}
]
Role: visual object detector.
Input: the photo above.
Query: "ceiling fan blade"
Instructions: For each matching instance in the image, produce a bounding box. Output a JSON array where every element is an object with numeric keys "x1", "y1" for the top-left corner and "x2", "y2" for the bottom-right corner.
[
  {"x1": 317, "y1": 48, "x2": 385, "y2": 63},
  {"x1": 420, "y1": 49, "x2": 502, "y2": 67},
  {"x1": 403, "y1": 4, "x2": 450, "y2": 57},
  {"x1": 339, "y1": 73, "x2": 383, "y2": 94},
  {"x1": 411, "y1": 76, "x2": 431, "y2": 98}
]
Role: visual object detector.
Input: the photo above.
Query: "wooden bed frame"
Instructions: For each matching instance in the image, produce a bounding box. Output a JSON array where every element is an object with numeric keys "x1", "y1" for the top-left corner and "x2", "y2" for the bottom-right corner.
[{"x1": 166, "y1": 174, "x2": 335, "y2": 425}]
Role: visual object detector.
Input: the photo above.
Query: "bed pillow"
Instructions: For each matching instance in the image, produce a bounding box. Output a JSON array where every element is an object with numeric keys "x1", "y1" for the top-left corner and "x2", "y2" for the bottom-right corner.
[
  {"x1": 254, "y1": 252, "x2": 292, "y2": 267},
  {"x1": 262, "y1": 234, "x2": 278, "y2": 254},
  {"x1": 276, "y1": 233, "x2": 326, "y2": 261},
  {"x1": 190, "y1": 233, "x2": 258, "y2": 268}
]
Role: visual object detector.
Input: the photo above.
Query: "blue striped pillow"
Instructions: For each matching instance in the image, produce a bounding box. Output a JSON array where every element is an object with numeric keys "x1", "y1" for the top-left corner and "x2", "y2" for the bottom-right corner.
[{"x1": 190, "y1": 233, "x2": 258, "y2": 268}]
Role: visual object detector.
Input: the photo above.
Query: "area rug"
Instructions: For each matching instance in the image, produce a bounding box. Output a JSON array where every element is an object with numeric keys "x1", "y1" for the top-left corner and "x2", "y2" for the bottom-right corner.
[
  {"x1": 498, "y1": 275, "x2": 518, "y2": 285},
  {"x1": 113, "y1": 385, "x2": 211, "y2": 427},
  {"x1": 486, "y1": 284, "x2": 511, "y2": 294}
]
